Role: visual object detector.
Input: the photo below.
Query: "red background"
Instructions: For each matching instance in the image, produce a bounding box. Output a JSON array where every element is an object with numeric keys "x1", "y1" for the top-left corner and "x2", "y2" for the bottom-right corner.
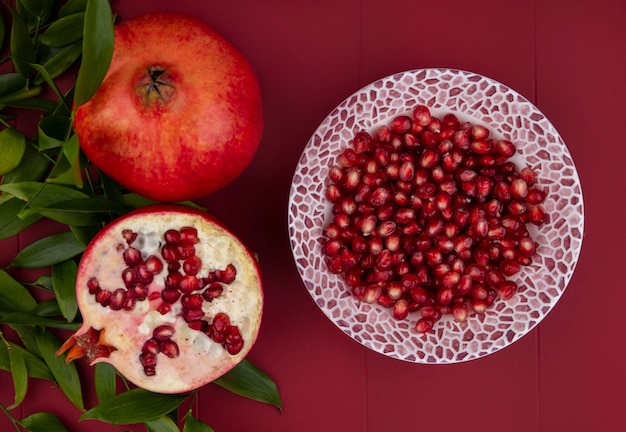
[{"x1": 1, "y1": 0, "x2": 625, "y2": 431}]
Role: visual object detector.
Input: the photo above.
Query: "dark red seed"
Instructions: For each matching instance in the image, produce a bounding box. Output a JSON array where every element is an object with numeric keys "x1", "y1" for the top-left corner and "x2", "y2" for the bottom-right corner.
[
  {"x1": 179, "y1": 226, "x2": 199, "y2": 244},
  {"x1": 122, "y1": 229, "x2": 137, "y2": 244},
  {"x1": 142, "y1": 338, "x2": 159, "y2": 355},
  {"x1": 159, "y1": 340, "x2": 180, "y2": 358},
  {"x1": 123, "y1": 247, "x2": 142, "y2": 266},
  {"x1": 212, "y1": 312, "x2": 231, "y2": 334},
  {"x1": 153, "y1": 325, "x2": 175, "y2": 341},
  {"x1": 215, "y1": 264, "x2": 237, "y2": 284},
  {"x1": 179, "y1": 275, "x2": 201, "y2": 293},
  {"x1": 109, "y1": 288, "x2": 126, "y2": 311},
  {"x1": 183, "y1": 255, "x2": 202, "y2": 276}
]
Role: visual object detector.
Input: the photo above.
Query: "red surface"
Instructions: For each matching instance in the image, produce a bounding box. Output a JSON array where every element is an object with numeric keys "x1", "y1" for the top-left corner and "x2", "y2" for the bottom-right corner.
[{"x1": 1, "y1": 0, "x2": 625, "y2": 431}]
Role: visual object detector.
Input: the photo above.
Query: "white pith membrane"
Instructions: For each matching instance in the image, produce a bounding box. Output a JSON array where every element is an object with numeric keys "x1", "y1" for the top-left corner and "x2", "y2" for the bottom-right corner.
[{"x1": 73, "y1": 210, "x2": 263, "y2": 394}]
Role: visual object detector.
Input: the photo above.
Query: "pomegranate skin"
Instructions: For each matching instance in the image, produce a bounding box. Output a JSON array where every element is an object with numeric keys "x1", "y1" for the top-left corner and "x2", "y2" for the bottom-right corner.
[
  {"x1": 64, "y1": 204, "x2": 264, "y2": 394},
  {"x1": 73, "y1": 13, "x2": 264, "y2": 202}
]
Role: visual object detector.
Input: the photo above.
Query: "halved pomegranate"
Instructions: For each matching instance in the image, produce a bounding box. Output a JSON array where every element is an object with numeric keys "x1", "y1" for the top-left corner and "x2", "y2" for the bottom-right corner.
[{"x1": 57, "y1": 205, "x2": 263, "y2": 394}]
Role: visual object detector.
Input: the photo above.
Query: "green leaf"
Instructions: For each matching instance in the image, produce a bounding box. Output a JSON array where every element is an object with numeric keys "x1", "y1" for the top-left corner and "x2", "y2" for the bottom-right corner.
[
  {"x1": 51, "y1": 260, "x2": 78, "y2": 322},
  {"x1": 80, "y1": 388, "x2": 188, "y2": 424},
  {"x1": 0, "y1": 341, "x2": 54, "y2": 381},
  {"x1": 0, "y1": 73, "x2": 27, "y2": 96},
  {"x1": 8, "y1": 345, "x2": 28, "y2": 409},
  {"x1": 34, "y1": 42, "x2": 82, "y2": 86},
  {"x1": 0, "y1": 197, "x2": 41, "y2": 240},
  {"x1": 74, "y1": 0, "x2": 114, "y2": 107},
  {"x1": 145, "y1": 416, "x2": 181, "y2": 432},
  {"x1": 47, "y1": 134, "x2": 82, "y2": 187},
  {"x1": 214, "y1": 359, "x2": 282, "y2": 412},
  {"x1": 32, "y1": 299, "x2": 61, "y2": 316},
  {"x1": 19, "y1": 196, "x2": 131, "y2": 226},
  {"x1": 59, "y1": 0, "x2": 87, "y2": 17},
  {"x1": 10, "y1": 231, "x2": 85, "y2": 268},
  {"x1": 1, "y1": 142, "x2": 51, "y2": 183},
  {"x1": 40, "y1": 13, "x2": 84, "y2": 47},
  {"x1": 69, "y1": 224, "x2": 101, "y2": 246},
  {"x1": 183, "y1": 411, "x2": 214, "y2": 432},
  {"x1": 17, "y1": 0, "x2": 55, "y2": 27},
  {"x1": 19, "y1": 412, "x2": 69, "y2": 432},
  {"x1": 36, "y1": 330, "x2": 83, "y2": 410},
  {"x1": 0, "y1": 269, "x2": 37, "y2": 312},
  {"x1": 10, "y1": 8, "x2": 36, "y2": 77},
  {"x1": 94, "y1": 362, "x2": 117, "y2": 404},
  {"x1": 0, "y1": 312, "x2": 80, "y2": 330},
  {"x1": 0, "y1": 127, "x2": 27, "y2": 175},
  {"x1": 0, "y1": 182, "x2": 89, "y2": 214},
  {"x1": 38, "y1": 115, "x2": 72, "y2": 150}
]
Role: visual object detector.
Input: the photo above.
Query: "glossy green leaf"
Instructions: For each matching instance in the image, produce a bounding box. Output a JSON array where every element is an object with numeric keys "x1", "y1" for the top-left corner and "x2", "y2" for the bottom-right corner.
[
  {"x1": 50, "y1": 134, "x2": 82, "y2": 188},
  {"x1": 19, "y1": 412, "x2": 69, "y2": 432},
  {"x1": 145, "y1": 416, "x2": 181, "y2": 432},
  {"x1": 214, "y1": 359, "x2": 282, "y2": 412},
  {"x1": 0, "y1": 127, "x2": 27, "y2": 175},
  {"x1": 8, "y1": 345, "x2": 28, "y2": 408},
  {"x1": 80, "y1": 388, "x2": 188, "y2": 424},
  {"x1": 0, "y1": 73, "x2": 27, "y2": 96},
  {"x1": 9, "y1": 8, "x2": 36, "y2": 77},
  {"x1": 34, "y1": 42, "x2": 82, "y2": 86},
  {"x1": 0, "y1": 197, "x2": 41, "y2": 240},
  {"x1": 0, "y1": 312, "x2": 80, "y2": 330},
  {"x1": 10, "y1": 231, "x2": 85, "y2": 269},
  {"x1": 0, "y1": 93, "x2": 55, "y2": 111},
  {"x1": 183, "y1": 411, "x2": 214, "y2": 432},
  {"x1": 59, "y1": 0, "x2": 87, "y2": 17},
  {"x1": 74, "y1": 0, "x2": 114, "y2": 107},
  {"x1": 38, "y1": 115, "x2": 72, "y2": 150},
  {"x1": 41, "y1": 13, "x2": 84, "y2": 47},
  {"x1": 94, "y1": 362, "x2": 117, "y2": 404},
  {"x1": 1, "y1": 142, "x2": 51, "y2": 184},
  {"x1": 36, "y1": 330, "x2": 83, "y2": 410},
  {"x1": 70, "y1": 224, "x2": 101, "y2": 246},
  {"x1": 32, "y1": 299, "x2": 61, "y2": 316},
  {"x1": 0, "y1": 341, "x2": 54, "y2": 381},
  {"x1": 51, "y1": 260, "x2": 78, "y2": 322},
  {"x1": 17, "y1": 0, "x2": 55, "y2": 27},
  {"x1": 19, "y1": 196, "x2": 131, "y2": 226},
  {"x1": 0, "y1": 269, "x2": 37, "y2": 312}
]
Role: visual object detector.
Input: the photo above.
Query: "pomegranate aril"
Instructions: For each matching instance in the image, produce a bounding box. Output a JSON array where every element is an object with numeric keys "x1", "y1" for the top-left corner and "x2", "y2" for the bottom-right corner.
[
  {"x1": 390, "y1": 115, "x2": 412, "y2": 134},
  {"x1": 393, "y1": 299, "x2": 409, "y2": 320},
  {"x1": 142, "y1": 338, "x2": 159, "y2": 355},
  {"x1": 493, "y1": 140, "x2": 516, "y2": 157},
  {"x1": 352, "y1": 131, "x2": 373, "y2": 153},
  {"x1": 212, "y1": 312, "x2": 231, "y2": 333},
  {"x1": 183, "y1": 255, "x2": 202, "y2": 276},
  {"x1": 413, "y1": 105, "x2": 432, "y2": 126},
  {"x1": 87, "y1": 278, "x2": 100, "y2": 294},
  {"x1": 96, "y1": 290, "x2": 111, "y2": 307},
  {"x1": 140, "y1": 352, "x2": 157, "y2": 367},
  {"x1": 109, "y1": 288, "x2": 127, "y2": 311},
  {"x1": 161, "y1": 244, "x2": 180, "y2": 262},
  {"x1": 159, "y1": 340, "x2": 180, "y2": 358},
  {"x1": 520, "y1": 167, "x2": 536, "y2": 185},
  {"x1": 500, "y1": 259, "x2": 522, "y2": 276},
  {"x1": 183, "y1": 307, "x2": 205, "y2": 323},
  {"x1": 525, "y1": 188, "x2": 546, "y2": 205},
  {"x1": 123, "y1": 247, "x2": 142, "y2": 266},
  {"x1": 153, "y1": 325, "x2": 175, "y2": 341},
  {"x1": 528, "y1": 205, "x2": 546, "y2": 225},
  {"x1": 415, "y1": 318, "x2": 434, "y2": 333},
  {"x1": 179, "y1": 275, "x2": 201, "y2": 293},
  {"x1": 452, "y1": 302, "x2": 469, "y2": 322}
]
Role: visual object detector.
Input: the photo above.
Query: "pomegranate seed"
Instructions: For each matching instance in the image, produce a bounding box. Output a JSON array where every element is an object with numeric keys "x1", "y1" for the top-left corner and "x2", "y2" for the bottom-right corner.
[
  {"x1": 525, "y1": 188, "x2": 546, "y2": 205},
  {"x1": 520, "y1": 167, "x2": 536, "y2": 185},
  {"x1": 140, "y1": 352, "x2": 157, "y2": 367},
  {"x1": 215, "y1": 264, "x2": 237, "y2": 284},
  {"x1": 390, "y1": 115, "x2": 412, "y2": 134},
  {"x1": 183, "y1": 307, "x2": 204, "y2": 323},
  {"x1": 325, "y1": 184, "x2": 342, "y2": 202},
  {"x1": 510, "y1": 178, "x2": 528, "y2": 200},
  {"x1": 500, "y1": 259, "x2": 522, "y2": 276},
  {"x1": 470, "y1": 139, "x2": 492, "y2": 154},
  {"x1": 493, "y1": 140, "x2": 516, "y2": 157},
  {"x1": 157, "y1": 302, "x2": 171, "y2": 315},
  {"x1": 123, "y1": 247, "x2": 142, "y2": 266},
  {"x1": 142, "y1": 338, "x2": 160, "y2": 355},
  {"x1": 415, "y1": 318, "x2": 434, "y2": 333},
  {"x1": 179, "y1": 275, "x2": 201, "y2": 293},
  {"x1": 413, "y1": 105, "x2": 431, "y2": 126},
  {"x1": 393, "y1": 299, "x2": 410, "y2": 320},
  {"x1": 452, "y1": 302, "x2": 469, "y2": 322},
  {"x1": 161, "y1": 244, "x2": 180, "y2": 262},
  {"x1": 108, "y1": 288, "x2": 127, "y2": 311},
  {"x1": 212, "y1": 313, "x2": 231, "y2": 333},
  {"x1": 159, "y1": 340, "x2": 180, "y2": 358},
  {"x1": 144, "y1": 255, "x2": 164, "y2": 274},
  {"x1": 95, "y1": 290, "x2": 111, "y2": 307},
  {"x1": 202, "y1": 282, "x2": 224, "y2": 301},
  {"x1": 328, "y1": 166, "x2": 344, "y2": 183},
  {"x1": 376, "y1": 126, "x2": 392, "y2": 143},
  {"x1": 528, "y1": 205, "x2": 546, "y2": 225},
  {"x1": 153, "y1": 325, "x2": 175, "y2": 341},
  {"x1": 496, "y1": 280, "x2": 518, "y2": 300},
  {"x1": 353, "y1": 131, "x2": 373, "y2": 153},
  {"x1": 471, "y1": 125, "x2": 489, "y2": 140}
]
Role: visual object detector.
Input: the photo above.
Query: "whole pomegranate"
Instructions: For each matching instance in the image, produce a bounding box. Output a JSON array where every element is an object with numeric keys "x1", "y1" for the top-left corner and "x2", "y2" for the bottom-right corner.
[
  {"x1": 57, "y1": 205, "x2": 263, "y2": 394},
  {"x1": 73, "y1": 12, "x2": 264, "y2": 202}
]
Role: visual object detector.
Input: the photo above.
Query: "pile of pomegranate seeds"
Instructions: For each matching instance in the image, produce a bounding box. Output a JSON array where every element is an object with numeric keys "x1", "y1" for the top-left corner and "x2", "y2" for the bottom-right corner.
[{"x1": 321, "y1": 105, "x2": 547, "y2": 333}]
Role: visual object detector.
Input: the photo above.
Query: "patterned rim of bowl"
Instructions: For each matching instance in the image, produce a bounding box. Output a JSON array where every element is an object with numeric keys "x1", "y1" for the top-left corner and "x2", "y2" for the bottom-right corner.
[{"x1": 288, "y1": 68, "x2": 584, "y2": 363}]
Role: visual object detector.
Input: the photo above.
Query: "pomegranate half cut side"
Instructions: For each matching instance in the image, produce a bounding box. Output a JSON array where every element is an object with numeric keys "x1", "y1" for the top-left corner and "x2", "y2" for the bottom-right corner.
[{"x1": 57, "y1": 205, "x2": 263, "y2": 394}]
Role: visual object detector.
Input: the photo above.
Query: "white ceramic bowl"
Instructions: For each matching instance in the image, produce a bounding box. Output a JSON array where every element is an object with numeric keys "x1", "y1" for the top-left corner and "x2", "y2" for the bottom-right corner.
[{"x1": 288, "y1": 68, "x2": 584, "y2": 363}]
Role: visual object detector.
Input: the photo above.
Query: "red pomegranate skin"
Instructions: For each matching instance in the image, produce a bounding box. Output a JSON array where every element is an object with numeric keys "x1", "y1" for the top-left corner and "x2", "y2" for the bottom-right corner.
[{"x1": 73, "y1": 12, "x2": 264, "y2": 202}]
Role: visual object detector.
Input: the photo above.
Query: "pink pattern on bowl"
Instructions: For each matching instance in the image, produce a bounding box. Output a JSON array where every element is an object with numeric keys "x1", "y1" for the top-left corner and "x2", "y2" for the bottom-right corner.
[{"x1": 288, "y1": 68, "x2": 584, "y2": 363}]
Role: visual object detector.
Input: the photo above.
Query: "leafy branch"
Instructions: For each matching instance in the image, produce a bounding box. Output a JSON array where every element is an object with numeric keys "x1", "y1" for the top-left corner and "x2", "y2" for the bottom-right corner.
[{"x1": 0, "y1": 1, "x2": 281, "y2": 431}]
